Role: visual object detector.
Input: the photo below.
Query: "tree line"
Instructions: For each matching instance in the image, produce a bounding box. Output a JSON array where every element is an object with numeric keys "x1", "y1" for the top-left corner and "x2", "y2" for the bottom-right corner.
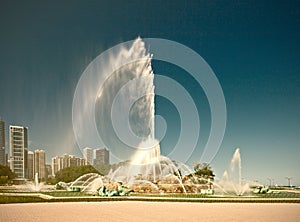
[{"x1": 0, "y1": 161, "x2": 215, "y2": 185}]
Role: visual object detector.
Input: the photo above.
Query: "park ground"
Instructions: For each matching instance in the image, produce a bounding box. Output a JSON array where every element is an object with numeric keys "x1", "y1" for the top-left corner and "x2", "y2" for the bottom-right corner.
[{"x1": 1, "y1": 201, "x2": 300, "y2": 222}]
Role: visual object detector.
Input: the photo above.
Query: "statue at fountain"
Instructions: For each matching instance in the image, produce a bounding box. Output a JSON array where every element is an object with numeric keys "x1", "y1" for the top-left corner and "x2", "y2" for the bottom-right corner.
[{"x1": 98, "y1": 182, "x2": 133, "y2": 197}]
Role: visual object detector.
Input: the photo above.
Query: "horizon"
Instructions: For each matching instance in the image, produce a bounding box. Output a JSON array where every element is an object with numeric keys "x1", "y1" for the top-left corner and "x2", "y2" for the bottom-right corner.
[
  {"x1": 1, "y1": 117, "x2": 298, "y2": 187},
  {"x1": 0, "y1": 1, "x2": 299, "y2": 186}
]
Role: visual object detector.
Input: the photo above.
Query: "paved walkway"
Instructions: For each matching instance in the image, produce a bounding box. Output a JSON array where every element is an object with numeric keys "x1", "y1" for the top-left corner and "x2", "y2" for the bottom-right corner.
[{"x1": 1, "y1": 201, "x2": 300, "y2": 222}]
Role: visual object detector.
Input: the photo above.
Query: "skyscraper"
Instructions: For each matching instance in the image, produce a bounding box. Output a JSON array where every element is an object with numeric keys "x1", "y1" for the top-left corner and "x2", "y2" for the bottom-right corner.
[
  {"x1": 0, "y1": 117, "x2": 6, "y2": 165},
  {"x1": 27, "y1": 151, "x2": 34, "y2": 179},
  {"x1": 0, "y1": 148, "x2": 5, "y2": 166},
  {"x1": 9, "y1": 125, "x2": 28, "y2": 178},
  {"x1": 34, "y1": 149, "x2": 46, "y2": 179},
  {"x1": 83, "y1": 147, "x2": 93, "y2": 165},
  {"x1": 94, "y1": 147, "x2": 109, "y2": 165},
  {"x1": 45, "y1": 164, "x2": 52, "y2": 178},
  {"x1": 51, "y1": 156, "x2": 63, "y2": 176},
  {"x1": 51, "y1": 154, "x2": 86, "y2": 176}
]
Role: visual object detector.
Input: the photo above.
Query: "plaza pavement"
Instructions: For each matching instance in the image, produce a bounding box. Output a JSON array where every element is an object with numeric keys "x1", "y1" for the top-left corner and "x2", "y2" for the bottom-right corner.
[{"x1": 1, "y1": 201, "x2": 299, "y2": 222}]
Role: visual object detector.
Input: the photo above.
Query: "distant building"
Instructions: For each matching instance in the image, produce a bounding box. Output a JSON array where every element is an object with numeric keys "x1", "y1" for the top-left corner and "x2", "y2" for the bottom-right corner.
[
  {"x1": 51, "y1": 154, "x2": 85, "y2": 176},
  {"x1": 62, "y1": 154, "x2": 81, "y2": 168},
  {"x1": 5, "y1": 153, "x2": 8, "y2": 166},
  {"x1": 77, "y1": 157, "x2": 86, "y2": 166},
  {"x1": 34, "y1": 149, "x2": 46, "y2": 179},
  {"x1": 69, "y1": 155, "x2": 78, "y2": 167},
  {"x1": 83, "y1": 147, "x2": 93, "y2": 165},
  {"x1": 45, "y1": 164, "x2": 52, "y2": 178},
  {"x1": 0, "y1": 148, "x2": 5, "y2": 166},
  {"x1": 94, "y1": 148, "x2": 109, "y2": 165},
  {"x1": 27, "y1": 151, "x2": 34, "y2": 179},
  {"x1": 65, "y1": 154, "x2": 85, "y2": 168},
  {"x1": 61, "y1": 154, "x2": 78, "y2": 168},
  {"x1": 9, "y1": 125, "x2": 28, "y2": 178},
  {"x1": 0, "y1": 117, "x2": 6, "y2": 165},
  {"x1": 51, "y1": 156, "x2": 63, "y2": 176}
]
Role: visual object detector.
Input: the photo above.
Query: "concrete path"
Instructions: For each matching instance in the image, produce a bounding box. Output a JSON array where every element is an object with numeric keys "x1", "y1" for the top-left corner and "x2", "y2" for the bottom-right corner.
[{"x1": 1, "y1": 201, "x2": 299, "y2": 222}]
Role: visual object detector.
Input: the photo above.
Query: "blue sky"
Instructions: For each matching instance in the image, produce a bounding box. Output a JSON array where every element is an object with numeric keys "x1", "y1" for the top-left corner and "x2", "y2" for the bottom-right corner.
[{"x1": 0, "y1": 1, "x2": 299, "y2": 185}]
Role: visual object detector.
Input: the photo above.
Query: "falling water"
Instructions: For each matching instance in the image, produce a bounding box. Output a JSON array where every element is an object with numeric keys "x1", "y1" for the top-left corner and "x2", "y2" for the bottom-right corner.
[
  {"x1": 95, "y1": 37, "x2": 158, "y2": 161},
  {"x1": 69, "y1": 173, "x2": 104, "y2": 193},
  {"x1": 231, "y1": 148, "x2": 242, "y2": 190},
  {"x1": 217, "y1": 148, "x2": 249, "y2": 196},
  {"x1": 93, "y1": 37, "x2": 195, "y2": 191},
  {"x1": 73, "y1": 38, "x2": 251, "y2": 195},
  {"x1": 26, "y1": 173, "x2": 44, "y2": 192}
]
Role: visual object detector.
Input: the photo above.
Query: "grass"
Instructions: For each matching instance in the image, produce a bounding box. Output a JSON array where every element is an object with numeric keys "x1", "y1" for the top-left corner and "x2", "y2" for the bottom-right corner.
[
  {"x1": 131, "y1": 193, "x2": 214, "y2": 198},
  {"x1": 1, "y1": 195, "x2": 300, "y2": 204},
  {"x1": 131, "y1": 192, "x2": 300, "y2": 198},
  {"x1": 41, "y1": 191, "x2": 93, "y2": 197},
  {"x1": 0, "y1": 196, "x2": 47, "y2": 204},
  {"x1": 1, "y1": 188, "x2": 300, "y2": 204},
  {"x1": 253, "y1": 192, "x2": 300, "y2": 198}
]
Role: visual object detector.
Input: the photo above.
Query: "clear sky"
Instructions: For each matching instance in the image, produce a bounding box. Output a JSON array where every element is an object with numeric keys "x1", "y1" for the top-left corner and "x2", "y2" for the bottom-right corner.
[{"x1": 0, "y1": 0, "x2": 299, "y2": 186}]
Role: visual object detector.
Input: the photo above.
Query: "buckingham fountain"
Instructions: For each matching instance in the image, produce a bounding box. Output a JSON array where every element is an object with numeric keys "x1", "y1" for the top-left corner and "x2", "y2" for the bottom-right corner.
[{"x1": 63, "y1": 37, "x2": 251, "y2": 196}]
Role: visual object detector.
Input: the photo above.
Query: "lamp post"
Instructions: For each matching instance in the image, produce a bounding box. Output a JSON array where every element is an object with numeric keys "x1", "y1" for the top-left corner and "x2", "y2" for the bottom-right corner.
[
  {"x1": 267, "y1": 178, "x2": 272, "y2": 186},
  {"x1": 285, "y1": 177, "x2": 292, "y2": 187}
]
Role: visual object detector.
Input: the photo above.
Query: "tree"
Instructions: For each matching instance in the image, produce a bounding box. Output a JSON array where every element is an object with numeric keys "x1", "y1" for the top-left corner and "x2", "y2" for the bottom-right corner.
[
  {"x1": 55, "y1": 165, "x2": 102, "y2": 183},
  {"x1": 193, "y1": 163, "x2": 215, "y2": 180},
  {"x1": 54, "y1": 161, "x2": 131, "y2": 183},
  {"x1": 0, "y1": 165, "x2": 17, "y2": 185}
]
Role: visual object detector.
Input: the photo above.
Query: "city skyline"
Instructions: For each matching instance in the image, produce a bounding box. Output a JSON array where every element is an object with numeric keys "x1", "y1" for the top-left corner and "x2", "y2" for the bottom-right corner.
[
  {"x1": 1, "y1": 117, "x2": 108, "y2": 163},
  {"x1": 0, "y1": 110, "x2": 297, "y2": 186},
  {"x1": 2, "y1": 119, "x2": 112, "y2": 179},
  {"x1": 0, "y1": 1, "x2": 299, "y2": 186}
]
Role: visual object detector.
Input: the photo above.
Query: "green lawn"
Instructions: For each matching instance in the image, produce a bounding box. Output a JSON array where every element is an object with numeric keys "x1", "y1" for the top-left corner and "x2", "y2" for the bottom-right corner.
[
  {"x1": 1, "y1": 189, "x2": 300, "y2": 204},
  {"x1": 41, "y1": 191, "x2": 93, "y2": 197},
  {"x1": 0, "y1": 196, "x2": 47, "y2": 204}
]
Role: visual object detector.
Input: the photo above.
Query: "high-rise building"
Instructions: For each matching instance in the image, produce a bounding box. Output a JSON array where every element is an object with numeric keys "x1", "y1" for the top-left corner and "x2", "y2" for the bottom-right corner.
[
  {"x1": 79, "y1": 158, "x2": 86, "y2": 166},
  {"x1": 27, "y1": 151, "x2": 34, "y2": 179},
  {"x1": 62, "y1": 154, "x2": 71, "y2": 168},
  {"x1": 83, "y1": 147, "x2": 93, "y2": 165},
  {"x1": 51, "y1": 154, "x2": 86, "y2": 176},
  {"x1": 34, "y1": 149, "x2": 46, "y2": 179},
  {"x1": 9, "y1": 125, "x2": 28, "y2": 178},
  {"x1": 0, "y1": 148, "x2": 5, "y2": 166},
  {"x1": 69, "y1": 155, "x2": 78, "y2": 167},
  {"x1": 94, "y1": 147, "x2": 109, "y2": 165},
  {"x1": 52, "y1": 156, "x2": 63, "y2": 176},
  {"x1": 45, "y1": 164, "x2": 52, "y2": 178},
  {"x1": 0, "y1": 117, "x2": 6, "y2": 165}
]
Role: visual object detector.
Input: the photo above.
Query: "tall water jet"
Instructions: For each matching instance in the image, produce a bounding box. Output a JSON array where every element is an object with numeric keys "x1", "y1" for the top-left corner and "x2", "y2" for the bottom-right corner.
[
  {"x1": 95, "y1": 37, "x2": 158, "y2": 161},
  {"x1": 231, "y1": 148, "x2": 242, "y2": 191},
  {"x1": 26, "y1": 173, "x2": 44, "y2": 192},
  {"x1": 217, "y1": 148, "x2": 249, "y2": 196},
  {"x1": 93, "y1": 37, "x2": 195, "y2": 192}
]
